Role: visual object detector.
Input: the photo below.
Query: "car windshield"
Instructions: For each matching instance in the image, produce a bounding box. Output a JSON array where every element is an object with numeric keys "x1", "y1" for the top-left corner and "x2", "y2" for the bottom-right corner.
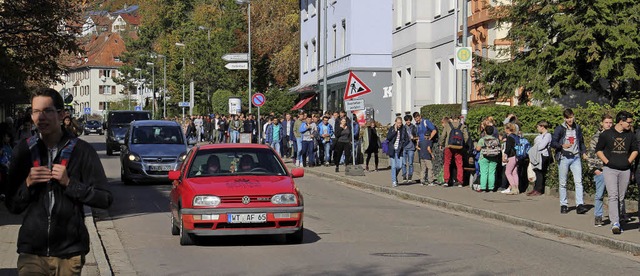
[
  {"x1": 188, "y1": 148, "x2": 287, "y2": 177},
  {"x1": 132, "y1": 125, "x2": 184, "y2": 144},
  {"x1": 109, "y1": 112, "x2": 150, "y2": 125},
  {"x1": 86, "y1": 120, "x2": 100, "y2": 126}
]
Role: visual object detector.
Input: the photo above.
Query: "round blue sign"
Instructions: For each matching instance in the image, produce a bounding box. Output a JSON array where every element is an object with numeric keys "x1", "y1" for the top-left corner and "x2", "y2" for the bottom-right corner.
[{"x1": 252, "y1": 93, "x2": 265, "y2": 107}]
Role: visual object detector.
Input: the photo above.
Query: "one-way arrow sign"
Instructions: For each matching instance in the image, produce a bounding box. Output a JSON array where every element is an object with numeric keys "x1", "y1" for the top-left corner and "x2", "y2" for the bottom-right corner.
[
  {"x1": 343, "y1": 71, "x2": 372, "y2": 100},
  {"x1": 222, "y1": 53, "x2": 249, "y2": 62},
  {"x1": 225, "y1": 62, "x2": 248, "y2": 70}
]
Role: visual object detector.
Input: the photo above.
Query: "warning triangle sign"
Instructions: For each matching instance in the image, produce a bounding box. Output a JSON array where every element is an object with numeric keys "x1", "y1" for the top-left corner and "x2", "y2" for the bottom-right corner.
[{"x1": 343, "y1": 71, "x2": 372, "y2": 100}]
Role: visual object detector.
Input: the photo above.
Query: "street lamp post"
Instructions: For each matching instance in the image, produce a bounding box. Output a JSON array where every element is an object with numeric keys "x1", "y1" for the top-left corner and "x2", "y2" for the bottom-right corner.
[
  {"x1": 199, "y1": 26, "x2": 211, "y2": 115},
  {"x1": 146, "y1": 62, "x2": 155, "y2": 119},
  {"x1": 157, "y1": 54, "x2": 167, "y2": 119},
  {"x1": 134, "y1": 68, "x2": 142, "y2": 109},
  {"x1": 236, "y1": 0, "x2": 252, "y2": 114},
  {"x1": 175, "y1": 42, "x2": 186, "y2": 121}
]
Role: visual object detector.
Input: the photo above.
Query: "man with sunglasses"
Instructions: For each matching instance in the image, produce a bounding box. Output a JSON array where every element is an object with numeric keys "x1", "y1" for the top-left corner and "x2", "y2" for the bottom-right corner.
[
  {"x1": 595, "y1": 111, "x2": 638, "y2": 234},
  {"x1": 5, "y1": 88, "x2": 113, "y2": 275}
]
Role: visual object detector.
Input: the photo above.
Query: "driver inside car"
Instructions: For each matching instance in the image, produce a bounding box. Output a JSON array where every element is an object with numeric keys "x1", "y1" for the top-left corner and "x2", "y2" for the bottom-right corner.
[{"x1": 238, "y1": 155, "x2": 255, "y2": 172}]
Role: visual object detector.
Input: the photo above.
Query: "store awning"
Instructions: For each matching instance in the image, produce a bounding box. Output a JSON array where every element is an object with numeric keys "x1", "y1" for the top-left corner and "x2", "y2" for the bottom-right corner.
[
  {"x1": 291, "y1": 94, "x2": 315, "y2": 111},
  {"x1": 288, "y1": 82, "x2": 317, "y2": 94}
]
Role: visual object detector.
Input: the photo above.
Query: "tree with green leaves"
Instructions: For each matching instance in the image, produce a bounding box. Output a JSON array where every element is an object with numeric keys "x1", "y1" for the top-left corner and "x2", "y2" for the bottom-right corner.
[
  {"x1": 0, "y1": 0, "x2": 84, "y2": 93},
  {"x1": 475, "y1": 0, "x2": 640, "y2": 104}
]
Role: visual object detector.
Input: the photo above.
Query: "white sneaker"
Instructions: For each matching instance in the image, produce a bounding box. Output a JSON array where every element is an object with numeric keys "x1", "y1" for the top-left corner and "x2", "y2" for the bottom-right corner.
[{"x1": 500, "y1": 188, "x2": 512, "y2": 194}]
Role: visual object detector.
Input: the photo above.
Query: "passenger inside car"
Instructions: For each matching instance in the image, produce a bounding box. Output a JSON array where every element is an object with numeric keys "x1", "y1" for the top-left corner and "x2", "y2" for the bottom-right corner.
[{"x1": 203, "y1": 155, "x2": 221, "y2": 174}]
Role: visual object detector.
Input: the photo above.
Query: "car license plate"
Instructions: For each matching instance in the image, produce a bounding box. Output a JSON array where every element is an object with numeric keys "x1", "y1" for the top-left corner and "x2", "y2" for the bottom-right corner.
[
  {"x1": 90, "y1": 129, "x2": 97, "y2": 132},
  {"x1": 227, "y1": 213, "x2": 267, "y2": 223},
  {"x1": 148, "y1": 165, "x2": 172, "y2": 171}
]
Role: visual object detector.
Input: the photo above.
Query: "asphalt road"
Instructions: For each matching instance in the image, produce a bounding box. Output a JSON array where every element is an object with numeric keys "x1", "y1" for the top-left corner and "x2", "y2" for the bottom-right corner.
[{"x1": 84, "y1": 135, "x2": 640, "y2": 275}]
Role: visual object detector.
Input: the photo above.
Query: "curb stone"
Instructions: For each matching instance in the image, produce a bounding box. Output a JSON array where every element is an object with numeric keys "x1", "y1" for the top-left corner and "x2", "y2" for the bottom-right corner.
[
  {"x1": 85, "y1": 206, "x2": 111, "y2": 276},
  {"x1": 306, "y1": 169, "x2": 640, "y2": 255}
]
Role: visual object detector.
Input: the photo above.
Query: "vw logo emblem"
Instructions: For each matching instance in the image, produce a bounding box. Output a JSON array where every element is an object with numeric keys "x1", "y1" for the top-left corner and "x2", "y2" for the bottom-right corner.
[
  {"x1": 157, "y1": 158, "x2": 163, "y2": 163},
  {"x1": 242, "y1": 196, "x2": 251, "y2": 205}
]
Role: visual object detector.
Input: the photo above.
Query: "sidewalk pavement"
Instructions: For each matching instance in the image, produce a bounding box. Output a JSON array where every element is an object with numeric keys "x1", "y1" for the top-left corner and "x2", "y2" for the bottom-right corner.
[
  {"x1": 0, "y1": 203, "x2": 110, "y2": 276},
  {"x1": 301, "y1": 163, "x2": 640, "y2": 255}
]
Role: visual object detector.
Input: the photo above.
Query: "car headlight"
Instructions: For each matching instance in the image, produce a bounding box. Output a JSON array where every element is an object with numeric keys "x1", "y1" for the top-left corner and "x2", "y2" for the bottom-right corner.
[
  {"x1": 193, "y1": 196, "x2": 221, "y2": 207},
  {"x1": 179, "y1": 152, "x2": 187, "y2": 161},
  {"x1": 128, "y1": 153, "x2": 141, "y2": 162},
  {"x1": 271, "y1": 194, "x2": 297, "y2": 205}
]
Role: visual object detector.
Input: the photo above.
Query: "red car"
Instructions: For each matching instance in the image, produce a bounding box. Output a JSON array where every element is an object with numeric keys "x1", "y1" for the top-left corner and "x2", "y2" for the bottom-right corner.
[{"x1": 168, "y1": 143, "x2": 305, "y2": 245}]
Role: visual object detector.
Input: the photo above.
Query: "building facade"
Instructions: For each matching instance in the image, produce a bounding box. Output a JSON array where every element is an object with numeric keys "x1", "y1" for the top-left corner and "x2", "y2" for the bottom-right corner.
[{"x1": 294, "y1": 0, "x2": 393, "y2": 123}]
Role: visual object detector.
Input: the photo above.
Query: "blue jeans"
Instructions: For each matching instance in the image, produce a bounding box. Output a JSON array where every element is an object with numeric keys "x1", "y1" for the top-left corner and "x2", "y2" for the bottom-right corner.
[
  {"x1": 270, "y1": 141, "x2": 281, "y2": 156},
  {"x1": 301, "y1": 140, "x2": 314, "y2": 166},
  {"x1": 296, "y1": 137, "x2": 303, "y2": 162},
  {"x1": 323, "y1": 142, "x2": 331, "y2": 163},
  {"x1": 230, "y1": 130, "x2": 239, "y2": 143},
  {"x1": 594, "y1": 173, "x2": 605, "y2": 217},
  {"x1": 402, "y1": 148, "x2": 415, "y2": 178},
  {"x1": 390, "y1": 152, "x2": 402, "y2": 184},
  {"x1": 558, "y1": 155, "x2": 584, "y2": 206}
]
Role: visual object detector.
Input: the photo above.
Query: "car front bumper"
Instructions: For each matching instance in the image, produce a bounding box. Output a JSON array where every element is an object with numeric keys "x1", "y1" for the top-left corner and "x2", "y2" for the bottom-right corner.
[
  {"x1": 180, "y1": 206, "x2": 304, "y2": 236},
  {"x1": 123, "y1": 160, "x2": 179, "y2": 182}
]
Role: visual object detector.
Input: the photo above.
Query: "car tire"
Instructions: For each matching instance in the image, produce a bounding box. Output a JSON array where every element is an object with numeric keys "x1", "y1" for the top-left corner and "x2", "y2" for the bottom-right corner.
[
  {"x1": 285, "y1": 225, "x2": 304, "y2": 244},
  {"x1": 171, "y1": 212, "x2": 180, "y2": 236},
  {"x1": 179, "y1": 211, "x2": 195, "y2": 246}
]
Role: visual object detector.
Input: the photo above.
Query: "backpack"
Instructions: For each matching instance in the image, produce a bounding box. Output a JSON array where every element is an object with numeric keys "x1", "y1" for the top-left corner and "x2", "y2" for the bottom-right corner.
[
  {"x1": 27, "y1": 135, "x2": 79, "y2": 168},
  {"x1": 481, "y1": 136, "x2": 501, "y2": 157},
  {"x1": 511, "y1": 134, "x2": 530, "y2": 160},
  {"x1": 447, "y1": 122, "x2": 464, "y2": 149},
  {"x1": 422, "y1": 119, "x2": 437, "y2": 141}
]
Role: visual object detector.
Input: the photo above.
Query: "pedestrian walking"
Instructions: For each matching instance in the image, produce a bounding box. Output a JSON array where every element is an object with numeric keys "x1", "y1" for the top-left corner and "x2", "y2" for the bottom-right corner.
[
  {"x1": 318, "y1": 116, "x2": 334, "y2": 166},
  {"x1": 364, "y1": 121, "x2": 380, "y2": 171},
  {"x1": 5, "y1": 88, "x2": 113, "y2": 275},
  {"x1": 438, "y1": 116, "x2": 468, "y2": 187},
  {"x1": 333, "y1": 117, "x2": 352, "y2": 172},
  {"x1": 551, "y1": 108, "x2": 588, "y2": 215},
  {"x1": 587, "y1": 114, "x2": 613, "y2": 226},
  {"x1": 501, "y1": 123, "x2": 519, "y2": 195},
  {"x1": 417, "y1": 134, "x2": 434, "y2": 185},
  {"x1": 476, "y1": 126, "x2": 501, "y2": 192},
  {"x1": 527, "y1": 120, "x2": 552, "y2": 196},
  {"x1": 402, "y1": 114, "x2": 418, "y2": 183},
  {"x1": 596, "y1": 111, "x2": 638, "y2": 234},
  {"x1": 387, "y1": 117, "x2": 408, "y2": 187}
]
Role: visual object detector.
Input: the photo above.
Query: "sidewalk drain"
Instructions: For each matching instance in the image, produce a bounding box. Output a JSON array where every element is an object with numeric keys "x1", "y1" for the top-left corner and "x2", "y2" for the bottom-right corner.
[{"x1": 371, "y1": 252, "x2": 430, "y2": 258}]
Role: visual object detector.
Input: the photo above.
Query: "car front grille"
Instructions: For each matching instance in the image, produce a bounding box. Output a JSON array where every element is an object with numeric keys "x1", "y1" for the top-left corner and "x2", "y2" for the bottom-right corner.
[
  {"x1": 220, "y1": 195, "x2": 272, "y2": 204},
  {"x1": 142, "y1": 157, "x2": 176, "y2": 164}
]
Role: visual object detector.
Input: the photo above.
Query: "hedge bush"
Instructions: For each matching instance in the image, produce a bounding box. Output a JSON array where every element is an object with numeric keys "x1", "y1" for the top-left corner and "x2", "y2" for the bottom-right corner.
[{"x1": 418, "y1": 100, "x2": 640, "y2": 200}]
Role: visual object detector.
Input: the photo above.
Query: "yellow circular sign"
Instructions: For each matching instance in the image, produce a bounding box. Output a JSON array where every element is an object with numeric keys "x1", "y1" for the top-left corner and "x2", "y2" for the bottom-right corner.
[{"x1": 457, "y1": 48, "x2": 471, "y2": 62}]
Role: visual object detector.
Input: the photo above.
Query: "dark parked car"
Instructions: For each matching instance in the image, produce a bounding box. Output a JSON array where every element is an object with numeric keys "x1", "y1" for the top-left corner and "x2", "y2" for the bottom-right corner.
[
  {"x1": 120, "y1": 120, "x2": 188, "y2": 185},
  {"x1": 105, "y1": 110, "x2": 151, "y2": 155},
  {"x1": 83, "y1": 120, "x2": 103, "y2": 135}
]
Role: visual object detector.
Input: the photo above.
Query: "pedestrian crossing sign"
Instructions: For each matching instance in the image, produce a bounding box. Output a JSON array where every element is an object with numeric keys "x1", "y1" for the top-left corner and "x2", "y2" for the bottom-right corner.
[{"x1": 343, "y1": 71, "x2": 372, "y2": 100}]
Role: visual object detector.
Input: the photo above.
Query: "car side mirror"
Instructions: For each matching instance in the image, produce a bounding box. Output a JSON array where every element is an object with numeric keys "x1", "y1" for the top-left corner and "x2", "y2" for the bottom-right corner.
[
  {"x1": 291, "y1": 168, "x2": 304, "y2": 178},
  {"x1": 168, "y1": 170, "x2": 181, "y2": 181}
]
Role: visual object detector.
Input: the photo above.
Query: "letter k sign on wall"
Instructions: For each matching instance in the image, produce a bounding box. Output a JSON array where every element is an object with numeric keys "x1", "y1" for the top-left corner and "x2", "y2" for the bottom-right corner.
[{"x1": 344, "y1": 71, "x2": 372, "y2": 100}]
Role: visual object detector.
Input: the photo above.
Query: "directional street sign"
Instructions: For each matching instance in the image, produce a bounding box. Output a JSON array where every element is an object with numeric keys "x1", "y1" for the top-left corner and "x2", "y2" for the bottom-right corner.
[
  {"x1": 83, "y1": 107, "x2": 91, "y2": 115},
  {"x1": 344, "y1": 99, "x2": 365, "y2": 111},
  {"x1": 225, "y1": 62, "x2": 249, "y2": 70},
  {"x1": 252, "y1": 93, "x2": 266, "y2": 107},
  {"x1": 134, "y1": 106, "x2": 142, "y2": 111},
  {"x1": 222, "y1": 53, "x2": 249, "y2": 62},
  {"x1": 343, "y1": 71, "x2": 372, "y2": 100},
  {"x1": 178, "y1": 101, "x2": 190, "y2": 107}
]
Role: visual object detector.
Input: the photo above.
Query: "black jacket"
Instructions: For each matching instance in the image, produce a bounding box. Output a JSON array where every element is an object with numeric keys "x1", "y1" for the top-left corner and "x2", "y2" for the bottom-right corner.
[{"x1": 5, "y1": 131, "x2": 113, "y2": 257}]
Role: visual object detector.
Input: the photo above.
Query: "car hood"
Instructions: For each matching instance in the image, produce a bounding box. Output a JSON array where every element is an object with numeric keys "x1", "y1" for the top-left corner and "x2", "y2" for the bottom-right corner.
[
  {"x1": 130, "y1": 144, "x2": 186, "y2": 157},
  {"x1": 183, "y1": 175, "x2": 295, "y2": 196}
]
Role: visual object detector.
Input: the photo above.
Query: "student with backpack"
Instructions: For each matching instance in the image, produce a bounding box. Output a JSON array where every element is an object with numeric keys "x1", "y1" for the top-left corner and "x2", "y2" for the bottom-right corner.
[
  {"x1": 501, "y1": 123, "x2": 519, "y2": 194},
  {"x1": 5, "y1": 88, "x2": 113, "y2": 275},
  {"x1": 438, "y1": 116, "x2": 469, "y2": 187},
  {"x1": 475, "y1": 125, "x2": 501, "y2": 192}
]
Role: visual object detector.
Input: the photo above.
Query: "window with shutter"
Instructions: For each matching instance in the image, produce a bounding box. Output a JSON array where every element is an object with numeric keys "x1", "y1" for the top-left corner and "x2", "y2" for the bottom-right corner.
[
  {"x1": 111, "y1": 70, "x2": 116, "y2": 77},
  {"x1": 111, "y1": 86, "x2": 116, "y2": 94},
  {"x1": 99, "y1": 86, "x2": 104, "y2": 94},
  {"x1": 99, "y1": 70, "x2": 104, "y2": 77}
]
